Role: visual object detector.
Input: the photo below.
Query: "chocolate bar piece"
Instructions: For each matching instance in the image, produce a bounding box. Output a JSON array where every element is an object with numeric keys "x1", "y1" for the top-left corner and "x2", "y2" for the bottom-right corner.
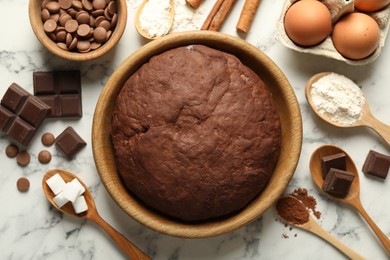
[
  {"x1": 56, "y1": 126, "x2": 86, "y2": 158},
  {"x1": 0, "y1": 83, "x2": 50, "y2": 146},
  {"x1": 362, "y1": 150, "x2": 390, "y2": 179},
  {"x1": 322, "y1": 168, "x2": 354, "y2": 198},
  {"x1": 33, "y1": 71, "x2": 82, "y2": 118},
  {"x1": 321, "y1": 152, "x2": 346, "y2": 179}
]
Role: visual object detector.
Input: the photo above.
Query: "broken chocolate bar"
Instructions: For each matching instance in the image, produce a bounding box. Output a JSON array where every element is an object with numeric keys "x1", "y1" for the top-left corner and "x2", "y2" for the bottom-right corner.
[
  {"x1": 33, "y1": 71, "x2": 82, "y2": 118},
  {"x1": 0, "y1": 83, "x2": 50, "y2": 146},
  {"x1": 322, "y1": 168, "x2": 355, "y2": 198},
  {"x1": 321, "y1": 152, "x2": 346, "y2": 179},
  {"x1": 362, "y1": 150, "x2": 390, "y2": 179},
  {"x1": 56, "y1": 126, "x2": 86, "y2": 158}
]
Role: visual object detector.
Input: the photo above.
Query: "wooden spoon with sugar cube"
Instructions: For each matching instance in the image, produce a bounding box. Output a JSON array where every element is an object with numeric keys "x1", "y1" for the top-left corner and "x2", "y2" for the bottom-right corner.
[{"x1": 42, "y1": 169, "x2": 150, "y2": 260}]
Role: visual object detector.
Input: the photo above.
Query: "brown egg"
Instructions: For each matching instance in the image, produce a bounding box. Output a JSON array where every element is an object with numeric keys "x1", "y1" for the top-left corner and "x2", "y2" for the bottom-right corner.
[
  {"x1": 354, "y1": 0, "x2": 390, "y2": 12},
  {"x1": 284, "y1": 0, "x2": 332, "y2": 47},
  {"x1": 332, "y1": 13, "x2": 380, "y2": 60}
]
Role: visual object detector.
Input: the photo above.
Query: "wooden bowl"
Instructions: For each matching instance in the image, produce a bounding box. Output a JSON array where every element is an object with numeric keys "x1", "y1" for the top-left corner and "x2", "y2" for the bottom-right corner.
[
  {"x1": 92, "y1": 31, "x2": 302, "y2": 238},
  {"x1": 28, "y1": 0, "x2": 127, "y2": 61}
]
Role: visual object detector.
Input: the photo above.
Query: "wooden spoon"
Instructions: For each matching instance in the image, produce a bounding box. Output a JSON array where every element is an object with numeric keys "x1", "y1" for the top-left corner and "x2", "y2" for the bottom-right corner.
[
  {"x1": 277, "y1": 196, "x2": 365, "y2": 260},
  {"x1": 305, "y1": 72, "x2": 390, "y2": 147},
  {"x1": 309, "y1": 145, "x2": 390, "y2": 256},
  {"x1": 134, "y1": 0, "x2": 175, "y2": 40},
  {"x1": 42, "y1": 169, "x2": 151, "y2": 260}
]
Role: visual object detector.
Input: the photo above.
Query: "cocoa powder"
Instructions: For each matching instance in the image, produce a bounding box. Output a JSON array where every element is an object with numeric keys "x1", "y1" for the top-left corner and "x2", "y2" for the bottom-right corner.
[
  {"x1": 291, "y1": 188, "x2": 321, "y2": 219},
  {"x1": 276, "y1": 196, "x2": 309, "y2": 225}
]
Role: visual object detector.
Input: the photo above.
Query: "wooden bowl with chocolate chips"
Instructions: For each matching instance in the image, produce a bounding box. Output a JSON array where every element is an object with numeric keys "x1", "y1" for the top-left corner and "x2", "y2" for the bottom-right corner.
[
  {"x1": 92, "y1": 31, "x2": 303, "y2": 238},
  {"x1": 29, "y1": 0, "x2": 127, "y2": 61}
]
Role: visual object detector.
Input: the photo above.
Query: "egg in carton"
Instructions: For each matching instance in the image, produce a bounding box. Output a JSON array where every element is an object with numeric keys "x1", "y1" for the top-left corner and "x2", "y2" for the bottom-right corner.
[{"x1": 277, "y1": 0, "x2": 390, "y2": 65}]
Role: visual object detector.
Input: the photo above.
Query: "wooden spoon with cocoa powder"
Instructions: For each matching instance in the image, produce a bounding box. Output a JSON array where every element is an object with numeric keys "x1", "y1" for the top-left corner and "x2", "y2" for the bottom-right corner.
[{"x1": 276, "y1": 195, "x2": 364, "y2": 260}]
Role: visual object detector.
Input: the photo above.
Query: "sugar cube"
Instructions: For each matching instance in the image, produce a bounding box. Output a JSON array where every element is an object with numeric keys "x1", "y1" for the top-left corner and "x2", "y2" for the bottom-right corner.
[
  {"x1": 72, "y1": 195, "x2": 88, "y2": 214},
  {"x1": 46, "y1": 173, "x2": 67, "y2": 195},
  {"x1": 53, "y1": 192, "x2": 69, "y2": 208},
  {"x1": 62, "y1": 179, "x2": 85, "y2": 203}
]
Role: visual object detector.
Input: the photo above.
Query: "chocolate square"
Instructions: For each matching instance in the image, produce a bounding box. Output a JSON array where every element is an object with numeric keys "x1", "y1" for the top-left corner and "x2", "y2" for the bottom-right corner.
[
  {"x1": 322, "y1": 168, "x2": 354, "y2": 198},
  {"x1": 59, "y1": 94, "x2": 82, "y2": 117},
  {"x1": 0, "y1": 107, "x2": 15, "y2": 131},
  {"x1": 37, "y1": 96, "x2": 58, "y2": 116},
  {"x1": 362, "y1": 150, "x2": 390, "y2": 179},
  {"x1": 1, "y1": 83, "x2": 30, "y2": 111},
  {"x1": 33, "y1": 71, "x2": 82, "y2": 118},
  {"x1": 19, "y1": 96, "x2": 51, "y2": 127},
  {"x1": 33, "y1": 72, "x2": 56, "y2": 94},
  {"x1": 0, "y1": 83, "x2": 50, "y2": 146},
  {"x1": 55, "y1": 126, "x2": 86, "y2": 158},
  {"x1": 7, "y1": 118, "x2": 36, "y2": 146},
  {"x1": 321, "y1": 152, "x2": 346, "y2": 179}
]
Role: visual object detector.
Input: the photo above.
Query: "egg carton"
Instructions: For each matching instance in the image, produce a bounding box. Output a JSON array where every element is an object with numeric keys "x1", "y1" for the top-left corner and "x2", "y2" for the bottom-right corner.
[{"x1": 277, "y1": 0, "x2": 390, "y2": 65}]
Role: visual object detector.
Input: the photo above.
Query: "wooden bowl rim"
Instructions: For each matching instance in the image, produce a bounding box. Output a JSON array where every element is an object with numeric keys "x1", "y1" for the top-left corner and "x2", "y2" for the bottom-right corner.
[
  {"x1": 92, "y1": 31, "x2": 303, "y2": 238},
  {"x1": 28, "y1": 0, "x2": 127, "y2": 61}
]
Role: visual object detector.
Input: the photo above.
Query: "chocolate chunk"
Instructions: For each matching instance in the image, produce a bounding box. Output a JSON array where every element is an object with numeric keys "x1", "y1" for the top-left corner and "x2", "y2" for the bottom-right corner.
[
  {"x1": 5, "y1": 144, "x2": 19, "y2": 158},
  {"x1": 33, "y1": 71, "x2": 82, "y2": 118},
  {"x1": 55, "y1": 126, "x2": 86, "y2": 158},
  {"x1": 0, "y1": 83, "x2": 50, "y2": 146},
  {"x1": 16, "y1": 151, "x2": 31, "y2": 167},
  {"x1": 322, "y1": 168, "x2": 354, "y2": 198},
  {"x1": 321, "y1": 152, "x2": 346, "y2": 179},
  {"x1": 362, "y1": 150, "x2": 390, "y2": 179},
  {"x1": 17, "y1": 177, "x2": 30, "y2": 192}
]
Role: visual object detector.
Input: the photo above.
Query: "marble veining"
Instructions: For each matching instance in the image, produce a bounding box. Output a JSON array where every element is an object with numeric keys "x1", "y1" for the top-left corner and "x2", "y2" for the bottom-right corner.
[{"x1": 1, "y1": 0, "x2": 390, "y2": 259}]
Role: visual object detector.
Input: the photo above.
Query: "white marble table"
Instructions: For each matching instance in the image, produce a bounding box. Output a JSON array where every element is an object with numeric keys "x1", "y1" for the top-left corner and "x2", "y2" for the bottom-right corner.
[{"x1": 1, "y1": 0, "x2": 390, "y2": 259}]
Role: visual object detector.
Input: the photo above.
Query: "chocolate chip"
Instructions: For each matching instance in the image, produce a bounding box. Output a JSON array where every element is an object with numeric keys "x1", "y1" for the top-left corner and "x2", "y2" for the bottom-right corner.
[
  {"x1": 93, "y1": 26, "x2": 107, "y2": 43},
  {"x1": 41, "y1": 9, "x2": 51, "y2": 21},
  {"x1": 59, "y1": 0, "x2": 73, "y2": 9},
  {"x1": 44, "y1": 19, "x2": 57, "y2": 33},
  {"x1": 65, "y1": 19, "x2": 78, "y2": 33},
  {"x1": 38, "y1": 150, "x2": 52, "y2": 164},
  {"x1": 77, "y1": 24, "x2": 91, "y2": 37},
  {"x1": 16, "y1": 151, "x2": 30, "y2": 167},
  {"x1": 5, "y1": 144, "x2": 19, "y2": 158},
  {"x1": 92, "y1": 0, "x2": 106, "y2": 10},
  {"x1": 41, "y1": 132, "x2": 55, "y2": 147},
  {"x1": 46, "y1": 1, "x2": 61, "y2": 13},
  {"x1": 17, "y1": 177, "x2": 30, "y2": 192}
]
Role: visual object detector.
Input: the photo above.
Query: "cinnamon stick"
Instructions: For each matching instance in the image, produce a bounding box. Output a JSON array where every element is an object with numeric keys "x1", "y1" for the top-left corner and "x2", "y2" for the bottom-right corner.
[
  {"x1": 201, "y1": 0, "x2": 236, "y2": 31},
  {"x1": 186, "y1": 0, "x2": 204, "y2": 9},
  {"x1": 236, "y1": 0, "x2": 261, "y2": 33}
]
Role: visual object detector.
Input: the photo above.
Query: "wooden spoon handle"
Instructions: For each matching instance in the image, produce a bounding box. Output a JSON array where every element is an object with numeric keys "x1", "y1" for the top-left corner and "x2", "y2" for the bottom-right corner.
[
  {"x1": 364, "y1": 114, "x2": 390, "y2": 147},
  {"x1": 352, "y1": 199, "x2": 390, "y2": 255},
  {"x1": 91, "y1": 213, "x2": 151, "y2": 260},
  {"x1": 307, "y1": 220, "x2": 365, "y2": 260}
]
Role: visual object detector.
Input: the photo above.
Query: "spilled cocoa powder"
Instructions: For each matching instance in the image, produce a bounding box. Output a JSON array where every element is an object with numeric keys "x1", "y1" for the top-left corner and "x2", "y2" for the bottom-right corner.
[
  {"x1": 276, "y1": 188, "x2": 322, "y2": 238},
  {"x1": 291, "y1": 188, "x2": 321, "y2": 219}
]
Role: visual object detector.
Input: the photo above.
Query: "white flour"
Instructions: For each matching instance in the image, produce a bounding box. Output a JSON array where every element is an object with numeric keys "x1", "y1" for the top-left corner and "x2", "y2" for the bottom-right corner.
[
  {"x1": 135, "y1": 0, "x2": 205, "y2": 37},
  {"x1": 310, "y1": 73, "x2": 365, "y2": 125},
  {"x1": 139, "y1": 0, "x2": 172, "y2": 37}
]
